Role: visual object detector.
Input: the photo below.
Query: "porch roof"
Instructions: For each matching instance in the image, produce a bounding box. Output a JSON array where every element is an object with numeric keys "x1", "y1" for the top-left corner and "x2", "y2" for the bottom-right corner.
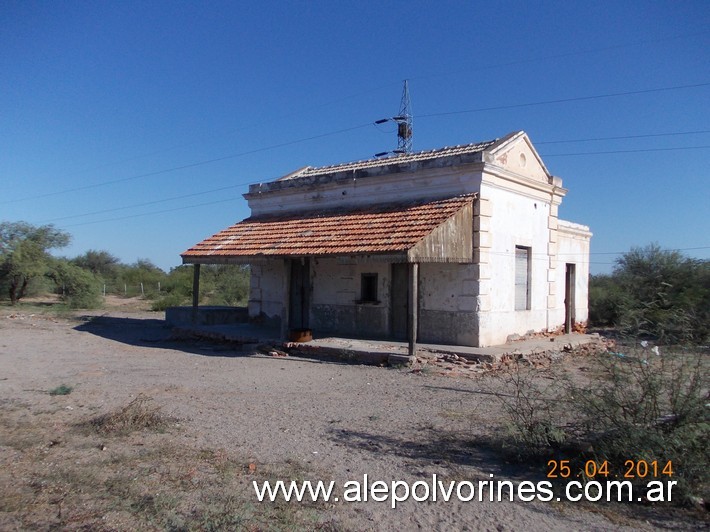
[{"x1": 182, "y1": 195, "x2": 475, "y2": 264}]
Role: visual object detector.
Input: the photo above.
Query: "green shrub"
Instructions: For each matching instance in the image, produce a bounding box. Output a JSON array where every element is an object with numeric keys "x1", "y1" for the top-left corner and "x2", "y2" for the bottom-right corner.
[
  {"x1": 491, "y1": 362, "x2": 567, "y2": 452},
  {"x1": 566, "y1": 347, "x2": 708, "y2": 505},
  {"x1": 49, "y1": 384, "x2": 73, "y2": 396},
  {"x1": 50, "y1": 261, "x2": 102, "y2": 309},
  {"x1": 494, "y1": 346, "x2": 709, "y2": 506},
  {"x1": 589, "y1": 244, "x2": 710, "y2": 344},
  {"x1": 151, "y1": 292, "x2": 189, "y2": 311}
]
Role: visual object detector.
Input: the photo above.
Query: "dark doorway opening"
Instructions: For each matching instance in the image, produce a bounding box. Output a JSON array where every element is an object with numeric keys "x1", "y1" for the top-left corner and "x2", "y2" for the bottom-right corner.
[
  {"x1": 564, "y1": 263, "x2": 576, "y2": 333},
  {"x1": 289, "y1": 258, "x2": 310, "y2": 330},
  {"x1": 391, "y1": 263, "x2": 408, "y2": 340}
]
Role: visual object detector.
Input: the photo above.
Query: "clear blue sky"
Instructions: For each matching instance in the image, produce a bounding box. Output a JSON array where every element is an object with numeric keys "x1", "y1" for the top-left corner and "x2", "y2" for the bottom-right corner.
[{"x1": 2, "y1": 0, "x2": 708, "y2": 275}]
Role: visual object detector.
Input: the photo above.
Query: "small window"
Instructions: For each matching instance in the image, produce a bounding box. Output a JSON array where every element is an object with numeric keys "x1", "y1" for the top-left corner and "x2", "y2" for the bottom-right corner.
[
  {"x1": 360, "y1": 273, "x2": 379, "y2": 303},
  {"x1": 515, "y1": 246, "x2": 531, "y2": 310}
]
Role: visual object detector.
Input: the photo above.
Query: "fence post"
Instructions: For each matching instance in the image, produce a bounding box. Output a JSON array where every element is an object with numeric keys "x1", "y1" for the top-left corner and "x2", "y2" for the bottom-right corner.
[
  {"x1": 140, "y1": 282, "x2": 144, "y2": 296},
  {"x1": 103, "y1": 284, "x2": 106, "y2": 297}
]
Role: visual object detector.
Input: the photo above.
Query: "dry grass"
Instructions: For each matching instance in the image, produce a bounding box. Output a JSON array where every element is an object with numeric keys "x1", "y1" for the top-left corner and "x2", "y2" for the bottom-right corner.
[
  {"x1": 83, "y1": 394, "x2": 174, "y2": 436},
  {"x1": 0, "y1": 396, "x2": 336, "y2": 530}
]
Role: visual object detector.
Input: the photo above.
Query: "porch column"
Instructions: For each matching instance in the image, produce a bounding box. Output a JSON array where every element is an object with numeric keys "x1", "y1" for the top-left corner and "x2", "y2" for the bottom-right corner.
[
  {"x1": 191, "y1": 263, "x2": 201, "y2": 324},
  {"x1": 408, "y1": 262, "x2": 419, "y2": 357},
  {"x1": 281, "y1": 258, "x2": 290, "y2": 340}
]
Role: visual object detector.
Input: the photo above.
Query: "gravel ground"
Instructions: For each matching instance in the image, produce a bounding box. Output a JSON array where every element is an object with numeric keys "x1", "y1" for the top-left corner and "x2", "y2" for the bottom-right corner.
[{"x1": 0, "y1": 305, "x2": 696, "y2": 530}]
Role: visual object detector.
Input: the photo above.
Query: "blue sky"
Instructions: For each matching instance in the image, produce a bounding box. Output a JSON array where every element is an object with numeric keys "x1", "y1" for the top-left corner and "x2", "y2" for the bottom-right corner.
[{"x1": 1, "y1": 0, "x2": 708, "y2": 274}]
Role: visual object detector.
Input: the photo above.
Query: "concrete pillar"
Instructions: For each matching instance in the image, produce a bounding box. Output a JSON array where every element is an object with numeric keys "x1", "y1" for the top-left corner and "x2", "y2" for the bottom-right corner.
[
  {"x1": 408, "y1": 262, "x2": 419, "y2": 356},
  {"x1": 281, "y1": 259, "x2": 291, "y2": 340},
  {"x1": 191, "y1": 263, "x2": 201, "y2": 324}
]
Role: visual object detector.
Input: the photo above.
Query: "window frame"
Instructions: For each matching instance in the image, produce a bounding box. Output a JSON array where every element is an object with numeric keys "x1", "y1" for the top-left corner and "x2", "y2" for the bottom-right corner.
[
  {"x1": 514, "y1": 246, "x2": 531, "y2": 311},
  {"x1": 358, "y1": 272, "x2": 379, "y2": 304}
]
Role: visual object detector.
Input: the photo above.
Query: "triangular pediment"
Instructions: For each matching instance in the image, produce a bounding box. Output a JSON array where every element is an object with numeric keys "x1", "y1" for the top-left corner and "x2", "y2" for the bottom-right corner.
[{"x1": 487, "y1": 131, "x2": 551, "y2": 183}]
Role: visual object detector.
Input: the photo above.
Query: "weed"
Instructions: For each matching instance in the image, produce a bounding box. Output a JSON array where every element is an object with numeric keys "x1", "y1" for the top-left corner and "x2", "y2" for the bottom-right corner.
[
  {"x1": 489, "y1": 361, "x2": 567, "y2": 453},
  {"x1": 491, "y1": 344, "x2": 709, "y2": 506},
  {"x1": 49, "y1": 384, "x2": 73, "y2": 396},
  {"x1": 83, "y1": 394, "x2": 174, "y2": 435}
]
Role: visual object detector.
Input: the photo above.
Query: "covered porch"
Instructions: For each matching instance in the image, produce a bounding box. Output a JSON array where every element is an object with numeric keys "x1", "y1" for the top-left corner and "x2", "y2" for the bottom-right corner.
[{"x1": 181, "y1": 195, "x2": 477, "y2": 356}]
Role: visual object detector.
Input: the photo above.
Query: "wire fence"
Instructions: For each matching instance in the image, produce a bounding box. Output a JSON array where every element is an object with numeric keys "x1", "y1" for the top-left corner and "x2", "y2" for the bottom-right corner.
[{"x1": 55, "y1": 282, "x2": 165, "y2": 299}]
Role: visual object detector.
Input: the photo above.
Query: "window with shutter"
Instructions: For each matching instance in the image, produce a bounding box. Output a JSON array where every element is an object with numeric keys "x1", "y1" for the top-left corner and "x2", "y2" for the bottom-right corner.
[{"x1": 515, "y1": 246, "x2": 531, "y2": 310}]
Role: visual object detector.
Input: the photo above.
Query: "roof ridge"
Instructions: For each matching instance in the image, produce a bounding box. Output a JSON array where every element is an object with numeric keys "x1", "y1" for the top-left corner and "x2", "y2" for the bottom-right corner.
[
  {"x1": 273, "y1": 137, "x2": 501, "y2": 181},
  {"x1": 307, "y1": 138, "x2": 499, "y2": 173}
]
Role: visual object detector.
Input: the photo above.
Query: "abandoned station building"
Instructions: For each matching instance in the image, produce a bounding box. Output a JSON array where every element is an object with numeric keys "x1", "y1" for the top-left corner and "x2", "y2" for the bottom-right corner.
[{"x1": 182, "y1": 131, "x2": 591, "y2": 348}]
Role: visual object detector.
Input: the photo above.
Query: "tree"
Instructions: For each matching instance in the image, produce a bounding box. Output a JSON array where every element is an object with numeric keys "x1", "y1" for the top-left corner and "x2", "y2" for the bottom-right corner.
[
  {"x1": 589, "y1": 243, "x2": 710, "y2": 343},
  {"x1": 0, "y1": 222, "x2": 70, "y2": 304},
  {"x1": 48, "y1": 259, "x2": 102, "y2": 309},
  {"x1": 71, "y1": 250, "x2": 120, "y2": 278}
]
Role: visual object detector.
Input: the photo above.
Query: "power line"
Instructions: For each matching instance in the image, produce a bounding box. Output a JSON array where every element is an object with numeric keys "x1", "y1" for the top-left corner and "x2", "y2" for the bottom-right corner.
[
  {"x1": 0, "y1": 122, "x2": 373, "y2": 206},
  {"x1": 49, "y1": 83, "x2": 402, "y2": 182},
  {"x1": 37, "y1": 183, "x2": 246, "y2": 223},
  {"x1": 418, "y1": 82, "x2": 709, "y2": 118},
  {"x1": 60, "y1": 197, "x2": 243, "y2": 228},
  {"x1": 37, "y1": 142, "x2": 710, "y2": 225},
  {"x1": 536, "y1": 130, "x2": 710, "y2": 145},
  {"x1": 27, "y1": 32, "x2": 708, "y2": 183},
  {"x1": 6, "y1": 81, "x2": 707, "y2": 207},
  {"x1": 542, "y1": 145, "x2": 710, "y2": 157},
  {"x1": 409, "y1": 30, "x2": 710, "y2": 83}
]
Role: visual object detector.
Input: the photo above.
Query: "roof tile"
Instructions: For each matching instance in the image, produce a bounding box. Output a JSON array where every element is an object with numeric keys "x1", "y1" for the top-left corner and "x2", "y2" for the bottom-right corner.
[
  {"x1": 283, "y1": 139, "x2": 498, "y2": 180},
  {"x1": 182, "y1": 195, "x2": 474, "y2": 260}
]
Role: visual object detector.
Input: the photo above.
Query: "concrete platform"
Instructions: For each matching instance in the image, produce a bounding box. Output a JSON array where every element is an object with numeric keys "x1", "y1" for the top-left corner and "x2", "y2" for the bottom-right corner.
[
  {"x1": 165, "y1": 306, "x2": 248, "y2": 327},
  {"x1": 168, "y1": 319, "x2": 599, "y2": 368}
]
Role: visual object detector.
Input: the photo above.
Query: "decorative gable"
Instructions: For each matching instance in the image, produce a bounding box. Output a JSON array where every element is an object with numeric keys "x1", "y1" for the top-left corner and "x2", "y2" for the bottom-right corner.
[{"x1": 488, "y1": 131, "x2": 551, "y2": 183}]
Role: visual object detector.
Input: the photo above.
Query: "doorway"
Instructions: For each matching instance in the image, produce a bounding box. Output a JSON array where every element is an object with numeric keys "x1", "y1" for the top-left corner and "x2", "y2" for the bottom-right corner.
[
  {"x1": 564, "y1": 263, "x2": 576, "y2": 334},
  {"x1": 289, "y1": 258, "x2": 310, "y2": 329},
  {"x1": 391, "y1": 263, "x2": 408, "y2": 340}
]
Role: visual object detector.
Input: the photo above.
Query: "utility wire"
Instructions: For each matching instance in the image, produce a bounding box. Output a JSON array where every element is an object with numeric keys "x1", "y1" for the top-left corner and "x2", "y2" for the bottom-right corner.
[
  {"x1": 60, "y1": 197, "x2": 243, "y2": 228},
  {"x1": 409, "y1": 30, "x2": 710, "y2": 82},
  {"x1": 0, "y1": 122, "x2": 373, "y2": 205},
  {"x1": 6, "y1": 82, "x2": 707, "y2": 206},
  {"x1": 418, "y1": 82, "x2": 709, "y2": 118},
  {"x1": 536, "y1": 130, "x2": 710, "y2": 144},
  {"x1": 32, "y1": 31, "x2": 708, "y2": 181},
  {"x1": 542, "y1": 146, "x2": 710, "y2": 157},
  {"x1": 37, "y1": 136, "x2": 710, "y2": 225},
  {"x1": 36, "y1": 184, "x2": 247, "y2": 223}
]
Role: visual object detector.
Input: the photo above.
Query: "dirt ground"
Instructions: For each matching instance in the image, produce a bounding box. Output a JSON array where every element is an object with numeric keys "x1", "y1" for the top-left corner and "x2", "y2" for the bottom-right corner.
[{"x1": 0, "y1": 299, "x2": 702, "y2": 530}]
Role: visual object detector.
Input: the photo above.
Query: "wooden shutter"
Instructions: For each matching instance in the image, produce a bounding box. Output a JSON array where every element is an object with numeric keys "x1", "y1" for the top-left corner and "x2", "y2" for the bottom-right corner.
[{"x1": 515, "y1": 247, "x2": 530, "y2": 310}]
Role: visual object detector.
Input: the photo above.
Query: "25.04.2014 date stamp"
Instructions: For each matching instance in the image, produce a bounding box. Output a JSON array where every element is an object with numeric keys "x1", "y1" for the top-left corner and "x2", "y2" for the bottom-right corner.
[{"x1": 547, "y1": 459, "x2": 673, "y2": 480}]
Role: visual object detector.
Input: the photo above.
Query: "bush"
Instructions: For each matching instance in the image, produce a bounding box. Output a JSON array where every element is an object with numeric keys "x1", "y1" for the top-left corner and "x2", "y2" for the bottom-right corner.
[
  {"x1": 491, "y1": 362, "x2": 567, "y2": 452},
  {"x1": 494, "y1": 346, "x2": 709, "y2": 506},
  {"x1": 151, "y1": 292, "x2": 190, "y2": 311},
  {"x1": 566, "y1": 347, "x2": 708, "y2": 505},
  {"x1": 589, "y1": 245, "x2": 710, "y2": 344},
  {"x1": 49, "y1": 261, "x2": 102, "y2": 309},
  {"x1": 49, "y1": 384, "x2": 73, "y2": 396}
]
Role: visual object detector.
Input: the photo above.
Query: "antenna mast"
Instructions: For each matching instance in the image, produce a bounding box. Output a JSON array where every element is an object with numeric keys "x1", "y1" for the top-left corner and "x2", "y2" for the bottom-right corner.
[
  {"x1": 374, "y1": 79, "x2": 413, "y2": 156},
  {"x1": 396, "y1": 79, "x2": 413, "y2": 154}
]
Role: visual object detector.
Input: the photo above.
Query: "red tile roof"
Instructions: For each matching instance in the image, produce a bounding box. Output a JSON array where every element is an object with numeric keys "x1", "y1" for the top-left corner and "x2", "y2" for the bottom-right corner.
[{"x1": 182, "y1": 195, "x2": 474, "y2": 262}]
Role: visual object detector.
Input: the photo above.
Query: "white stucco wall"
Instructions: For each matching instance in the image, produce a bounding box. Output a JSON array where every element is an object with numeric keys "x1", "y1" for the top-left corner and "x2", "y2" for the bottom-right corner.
[
  {"x1": 477, "y1": 181, "x2": 553, "y2": 346},
  {"x1": 240, "y1": 132, "x2": 590, "y2": 347},
  {"x1": 248, "y1": 260, "x2": 286, "y2": 324},
  {"x1": 554, "y1": 220, "x2": 592, "y2": 326},
  {"x1": 310, "y1": 258, "x2": 392, "y2": 337},
  {"x1": 419, "y1": 262, "x2": 479, "y2": 346},
  {"x1": 247, "y1": 166, "x2": 484, "y2": 215}
]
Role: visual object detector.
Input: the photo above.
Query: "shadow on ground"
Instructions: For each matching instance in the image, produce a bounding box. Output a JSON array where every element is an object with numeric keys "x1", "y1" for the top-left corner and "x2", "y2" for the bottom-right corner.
[
  {"x1": 326, "y1": 425, "x2": 543, "y2": 481},
  {"x1": 72, "y1": 315, "x2": 350, "y2": 365}
]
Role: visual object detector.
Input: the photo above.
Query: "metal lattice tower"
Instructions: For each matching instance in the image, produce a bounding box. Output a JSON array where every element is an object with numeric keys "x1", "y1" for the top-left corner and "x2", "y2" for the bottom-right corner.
[
  {"x1": 395, "y1": 79, "x2": 413, "y2": 154},
  {"x1": 374, "y1": 80, "x2": 413, "y2": 156}
]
